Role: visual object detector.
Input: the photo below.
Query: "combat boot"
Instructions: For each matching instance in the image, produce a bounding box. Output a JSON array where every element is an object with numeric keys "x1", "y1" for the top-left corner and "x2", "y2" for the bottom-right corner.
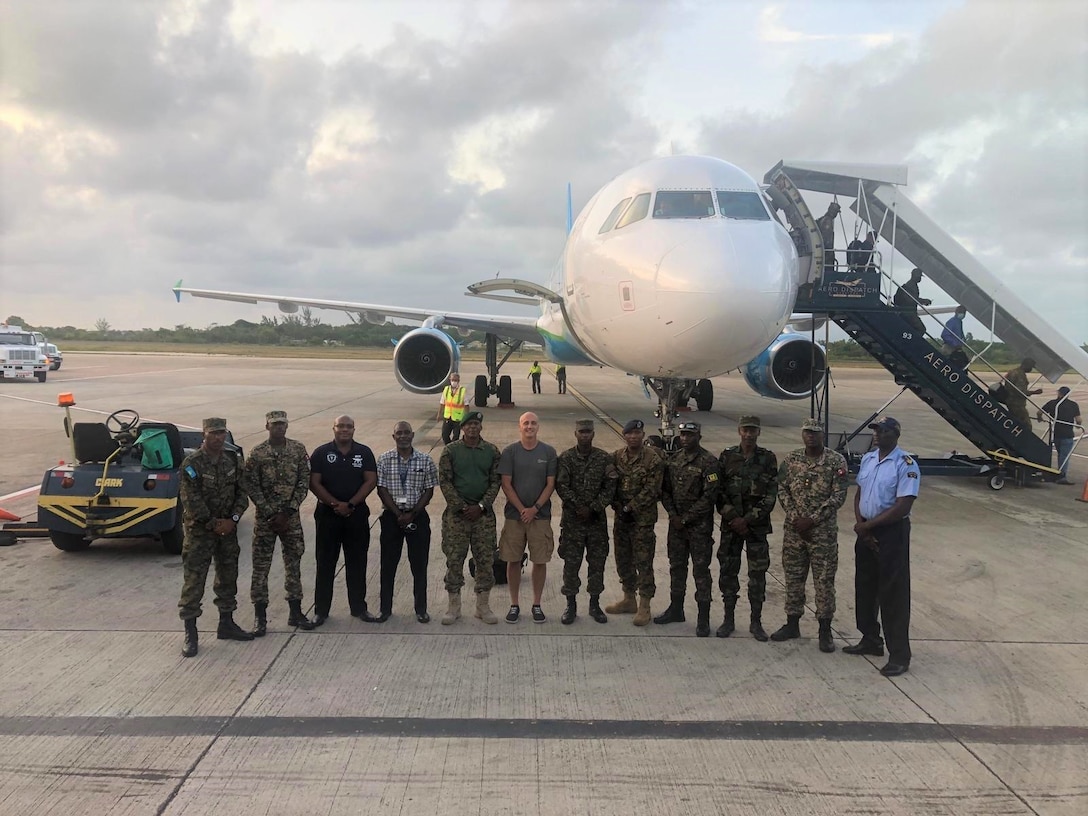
[
  {"x1": 818, "y1": 618, "x2": 835, "y2": 653},
  {"x1": 474, "y1": 591, "x2": 498, "y2": 625},
  {"x1": 561, "y1": 595, "x2": 577, "y2": 625},
  {"x1": 442, "y1": 591, "x2": 462, "y2": 625},
  {"x1": 287, "y1": 599, "x2": 315, "y2": 630},
  {"x1": 749, "y1": 602, "x2": 768, "y2": 642},
  {"x1": 605, "y1": 591, "x2": 637, "y2": 615},
  {"x1": 252, "y1": 604, "x2": 267, "y2": 638},
  {"x1": 716, "y1": 602, "x2": 736, "y2": 638},
  {"x1": 217, "y1": 611, "x2": 255, "y2": 641},
  {"x1": 653, "y1": 595, "x2": 686, "y2": 624},
  {"x1": 695, "y1": 602, "x2": 711, "y2": 637},
  {"x1": 181, "y1": 618, "x2": 198, "y2": 658},
  {"x1": 769, "y1": 614, "x2": 801, "y2": 642},
  {"x1": 588, "y1": 594, "x2": 608, "y2": 624},
  {"x1": 632, "y1": 595, "x2": 652, "y2": 627}
]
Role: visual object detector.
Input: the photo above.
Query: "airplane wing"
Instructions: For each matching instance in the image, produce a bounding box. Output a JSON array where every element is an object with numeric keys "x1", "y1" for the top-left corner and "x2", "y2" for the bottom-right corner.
[{"x1": 172, "y1": 283, "x2": 543, "y2": 344}]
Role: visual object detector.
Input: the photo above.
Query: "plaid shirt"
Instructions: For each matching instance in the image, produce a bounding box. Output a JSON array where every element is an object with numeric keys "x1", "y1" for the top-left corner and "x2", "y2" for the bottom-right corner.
[{"x1": 377, "y1": 448, "x2": 438, "y2": 509}]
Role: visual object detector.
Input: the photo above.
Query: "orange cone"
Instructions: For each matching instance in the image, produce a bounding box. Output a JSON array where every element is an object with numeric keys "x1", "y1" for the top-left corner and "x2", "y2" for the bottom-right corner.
[
  {"x1": 0, "y1": 508, "x2": 21, "y2": 522},
  {"x1": 1078, "y1": 475, "x2": 1088, "y2": 503}
]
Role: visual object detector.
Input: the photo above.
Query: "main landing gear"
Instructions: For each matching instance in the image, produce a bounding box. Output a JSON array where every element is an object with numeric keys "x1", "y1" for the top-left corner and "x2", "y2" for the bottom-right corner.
[
  {"x1": 473, "y1": 333, "x2": 522, "y2": 407},
  {"x1": 643, "y1": 377, "x2": 715, "y2": 451}
]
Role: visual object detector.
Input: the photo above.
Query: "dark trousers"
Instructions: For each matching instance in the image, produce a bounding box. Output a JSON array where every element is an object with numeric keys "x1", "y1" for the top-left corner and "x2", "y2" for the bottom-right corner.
[
  {"x1": 379, "y1": 511, "x2": 431, "y2": 614},
  {"x1": 531, "y1": 373, "x2": 541, "y2": 393},
  {"x1": 313, "y1": 504, "x2": 371, "y2": 618},
  {"x1": 442, "y1": 417, "x2": 461, "y2": 445},
  {"x1": 854, "y1": 519, "x2": 911, "y2": 664},
  {"x1": 557, "y1": 374, "x2": 566, "y2": 394}
]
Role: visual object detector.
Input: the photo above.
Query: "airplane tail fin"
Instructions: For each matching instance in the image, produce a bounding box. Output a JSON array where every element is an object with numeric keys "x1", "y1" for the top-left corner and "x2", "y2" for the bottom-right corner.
[
  {"x1": 173, "y1": 280, "x2": 183, "y2": 303},
  {"x1": 566, "y1": 183, "x2": 573, "y2": 235}
]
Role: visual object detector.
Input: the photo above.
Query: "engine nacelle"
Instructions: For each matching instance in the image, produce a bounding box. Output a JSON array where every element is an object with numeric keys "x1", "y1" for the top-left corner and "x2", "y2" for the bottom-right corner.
[
  {"x1": 393, "y1": 327, "x2": 460, "y2": 394},
  {"x1": 743, "y1": 333, "x2": 827, "y2": 400}
]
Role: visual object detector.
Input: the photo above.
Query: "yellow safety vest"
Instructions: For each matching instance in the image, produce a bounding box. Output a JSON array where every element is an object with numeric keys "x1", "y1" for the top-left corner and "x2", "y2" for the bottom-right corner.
[{"x1": 442, "y1": 386, "x2": 466, "y2": 421}]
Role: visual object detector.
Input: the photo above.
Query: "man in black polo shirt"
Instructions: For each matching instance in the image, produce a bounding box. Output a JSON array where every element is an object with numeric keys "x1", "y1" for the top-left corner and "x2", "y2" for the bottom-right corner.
[{"x1": 309, "y1": 415, "x2": 378, "y2": 625}]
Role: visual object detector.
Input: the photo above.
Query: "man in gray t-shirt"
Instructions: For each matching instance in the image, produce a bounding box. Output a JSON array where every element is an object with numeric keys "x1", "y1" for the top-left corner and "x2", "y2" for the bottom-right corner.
[{"x1": 497, "y1": 412, "x2": 558, "y2": 623}]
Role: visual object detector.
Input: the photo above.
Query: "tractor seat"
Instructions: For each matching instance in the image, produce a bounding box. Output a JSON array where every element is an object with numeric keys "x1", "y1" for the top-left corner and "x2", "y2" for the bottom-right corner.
[{"x1": 72, "y1": 423, "x2": 119, "y2": 463}]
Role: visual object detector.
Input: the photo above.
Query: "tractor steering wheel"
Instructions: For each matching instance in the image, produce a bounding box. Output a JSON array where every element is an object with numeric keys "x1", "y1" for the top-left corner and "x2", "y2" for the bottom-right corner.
[{"x1": 106, "y1": 409, "x2": 141, "y2": 436}]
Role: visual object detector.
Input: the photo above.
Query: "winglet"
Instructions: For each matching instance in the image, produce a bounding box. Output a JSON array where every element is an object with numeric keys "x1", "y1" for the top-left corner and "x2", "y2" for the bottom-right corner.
[
  {"x1": 173, "y1": 279, "x2": 183, "y2": 303},
  {"x1": 566, "y1": 182, "x2": 573, "y2": 235}
]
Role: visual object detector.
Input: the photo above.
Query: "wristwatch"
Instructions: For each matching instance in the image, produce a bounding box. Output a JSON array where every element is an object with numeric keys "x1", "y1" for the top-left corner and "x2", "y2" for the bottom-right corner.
[
  {"x1": 478, "y1": 502, "x2": 485, "y2": 511},
  {"x1": 231, "y1": 514, "x2": 240, "y2": 523}
]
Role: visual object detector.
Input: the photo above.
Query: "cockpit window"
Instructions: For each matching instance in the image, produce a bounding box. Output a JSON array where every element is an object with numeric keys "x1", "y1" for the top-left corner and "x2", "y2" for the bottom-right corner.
[
  {"x1": 653, "y1": 191, "x2": 714, "y2": 219},
  {"x1": 614, "y1": 192, "x2": 651, "y2": 229},
  {"x1": 598, "y1": 197, "x2": 632, "y2": 234},
  {"x1": 716, "y1": 190, "x2": 770, "y2": 221}
]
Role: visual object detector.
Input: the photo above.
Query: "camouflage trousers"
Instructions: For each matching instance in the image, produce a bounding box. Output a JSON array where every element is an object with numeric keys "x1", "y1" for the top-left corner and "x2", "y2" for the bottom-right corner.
[
  {"x1": 666, "y1": 516, "x2": 715, "y2": 604},
  {"x1": 1007, "y1": 400, "x2": 1031, "y2": 430},
  {"x1": 782, "y1": 526, "x2": 839, "y2": 619},
  {"x1": 559, "y1": 521, "x2": 610, "y2": 597},
  {"x1": 442, "y1": 508, "x2": 496, "y2": 594},
  {"x1": 179, "y1": 528, "x2": 240, "y2": 620},
  {"x1": 613, "y1": 518, "x2": 656, "y2": 599},
  {"x1": 250, "y1": 514, "x2": 306, "y2": 606},
  {"x1": 718, "y1": 529, "x2": 770, "y2": 606}
]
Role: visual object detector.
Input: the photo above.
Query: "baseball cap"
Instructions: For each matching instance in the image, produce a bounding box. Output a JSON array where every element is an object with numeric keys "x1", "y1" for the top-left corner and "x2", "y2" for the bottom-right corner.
[
  {"x1": 266, "y1": 410, "x2": 288, "y2": 423},
  {"x1": 623, "y1": 419, "x2": 644, "y2": 433},
  {"x1": 203, "y1": 417, "x2": 227, "y2": 432},
  {"x1": 867, "y1": 416, "x2": 901, "y2": 432},
  {"x1": 677, "y1": 421, "x2": 700, "y2": 433},
  {"x1": 738, "y1": 415, "x2": 761, "y2": 428},
  {"x1": 801, "y1": 418, "x2": 824, "y2": 432},
  {"x1": 460, "y1": 410, "x2": 484, "y2": 426}
]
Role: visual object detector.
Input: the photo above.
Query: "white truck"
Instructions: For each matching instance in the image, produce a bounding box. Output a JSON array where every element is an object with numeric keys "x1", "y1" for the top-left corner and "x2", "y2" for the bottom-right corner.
[{"x1": 0, "y1": 323, "x2": 50, "y2": 382}]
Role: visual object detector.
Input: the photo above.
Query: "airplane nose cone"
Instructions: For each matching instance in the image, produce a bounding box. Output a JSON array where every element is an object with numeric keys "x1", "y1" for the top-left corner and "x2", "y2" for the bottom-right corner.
[{"x1": 653, "y1": 226, "x2": 797, "y2": 373}]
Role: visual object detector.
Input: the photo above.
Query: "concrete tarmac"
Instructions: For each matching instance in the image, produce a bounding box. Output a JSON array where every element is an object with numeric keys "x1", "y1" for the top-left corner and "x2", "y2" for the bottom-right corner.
[{"x1": 0, "y1": 353, "x2": 1085, "y2": 815}]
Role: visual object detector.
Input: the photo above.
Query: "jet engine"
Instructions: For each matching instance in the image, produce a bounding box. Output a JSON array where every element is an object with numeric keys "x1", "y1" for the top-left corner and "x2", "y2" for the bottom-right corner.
[
  {"x1": 393, "y1": 327, "x2": 460, "y2": 394},
  {"x1": 743, "y1": 332, "x2": 827, "y2": 400}
]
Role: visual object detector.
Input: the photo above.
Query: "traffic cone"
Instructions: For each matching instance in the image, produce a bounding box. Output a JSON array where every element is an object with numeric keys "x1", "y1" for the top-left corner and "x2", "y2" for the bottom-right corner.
[
  {"x1": 1078, "y1": 474, "x2": 1088, "y2": 503},
  {"x1": 0, "y1": 508, "x2": 20, "y2": 522}
]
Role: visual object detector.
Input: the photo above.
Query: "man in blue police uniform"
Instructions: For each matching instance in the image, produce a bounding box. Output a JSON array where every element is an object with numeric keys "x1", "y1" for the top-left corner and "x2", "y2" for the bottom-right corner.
[
  {"x1": 309, "y1": 415, "x2": 379, "y2": 626},
  {"x1": 847, "y1": 416, "x2": 920, "y2": 677}
]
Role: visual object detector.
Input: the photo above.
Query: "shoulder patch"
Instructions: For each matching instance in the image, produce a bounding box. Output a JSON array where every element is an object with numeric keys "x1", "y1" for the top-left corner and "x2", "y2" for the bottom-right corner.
[
  {"x1": 184, "y1": 465, "x2": 198, "y2": 479},
  {"x1": 906, "y1": 471, "x2": 918, "y2": 478},
  {"x1": 904, "y1": 455, "x2": 914, "y2": 465}
]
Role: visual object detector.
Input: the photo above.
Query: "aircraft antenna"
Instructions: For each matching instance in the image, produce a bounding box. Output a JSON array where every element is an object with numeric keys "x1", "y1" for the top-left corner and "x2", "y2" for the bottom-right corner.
[{"x1": 566, "y1": 183, "x2": 573, "y2": 235}]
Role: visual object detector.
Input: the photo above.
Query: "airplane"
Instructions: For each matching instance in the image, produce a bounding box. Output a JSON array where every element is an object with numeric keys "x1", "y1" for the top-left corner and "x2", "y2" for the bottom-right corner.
[{"x1": 173, "y1": 155, "x2": 827, "y2": 445}]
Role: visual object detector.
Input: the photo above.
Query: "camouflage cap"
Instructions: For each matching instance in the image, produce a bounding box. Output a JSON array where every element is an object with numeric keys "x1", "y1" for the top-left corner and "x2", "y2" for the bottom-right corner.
[
  {"x1": 575, "y1": 419, "x2": 594, "y2": 430},
  {"x1": 677, "y1": 421, "x2": 701, "y2": 433},
  {"x1": 801, "y1": 418, "x2": 824, "y2": 432},
  {"x1": 203, "y1": 417, "x2": 227, "y2": 432},
  {"x1": 460, "y1": 410, "x2": 484, "y2": 426},
  {"x1": 738, "y1": 415, "x2": 761, "y2": 428},
  {"x1": 266, "y1": 410, "x2": 288, "y2": 424},
  {"x1": 622, "y1": 419, "x2": 644, "y2": 433}
]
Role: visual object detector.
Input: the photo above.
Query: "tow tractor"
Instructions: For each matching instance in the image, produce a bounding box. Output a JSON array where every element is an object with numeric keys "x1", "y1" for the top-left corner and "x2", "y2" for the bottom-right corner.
[{"x1": 35, "y1": 393, "x2": 242, "y2": 553}]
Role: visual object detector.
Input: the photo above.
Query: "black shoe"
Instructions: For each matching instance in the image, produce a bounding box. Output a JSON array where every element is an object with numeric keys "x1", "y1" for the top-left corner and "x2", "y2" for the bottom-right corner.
[
  {"x1": 750, "y1": 618, "x2": 768, "y2": 642},
  {"x1": 561, "y1": 598, "x2": 577, "y2": 625},
  {"x1": 217, "y1": 614, "x2": 255, "y2": 641},
  {"x1": 181, "y1": 619, "x2": 198, "y2": 658},
  {"x1": 416, "y1": 611, "x2": 430, "y2": 624},
  {"x1": 531, "y1": 604, "x2": 546, "y2": 623},
  {"x1": 716, "y1": 607, "x2": 735, "y2": 638},
  {"x1": 312, "y1": 614, "x2": 327, "y2": 627},
  {"x1": 588, "y1": 597, "x2": 608, "y2": 624},
  {"x1": 818, "y1": 619, "x2": 835, "y2": 653},
  {"x1": 376, "y1": 612, "x2": 390, "y2": 623},
  {"x1": 287, "y1": 601, "x2": 315, "y2": 630},
  {"x1": 880, "y1": 661, "x2": 910, "y2": 677},
  {"x1": 695, "y1": 602, "x2": 711, "y2": 637},
  {"x1": 843, "y1": 639, "x2": 885, "y2": 656},
  {"x1": 355, "y1": 610, "x2": 382, "y2": 623},
  {"x1": 252, "y1": 605, "x2": 267, "y2": 638},
  {"x1": 653, "y1": 598, "x2": 685, "y2": 625},
  {"x1": 506, "y1": 605, "x2": 520, "y2": 623}
]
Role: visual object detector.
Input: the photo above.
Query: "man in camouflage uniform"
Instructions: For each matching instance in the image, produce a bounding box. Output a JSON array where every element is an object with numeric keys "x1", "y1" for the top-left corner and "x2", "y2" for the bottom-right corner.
[
  {"x1": 555, "y1": 419, "x2": 617, "y2": 625},
  {"x1": 1003, "y1": 357, "x2": 1044, "y2": 432},
  {"x1": 178, "y1": 417, "x2": 253, "y2": 658},
  {"x1": 437, "y1": 411, "x2": 502, "y2": 625},
  {"x1": 717, "y1": 415, "x2": 778, "y2": 641},
  {"x1": 770, "y1": 418, "x2": 849, "y2": 652},
  {"x1": 243, "y1": 410, "x2": 314, "y2": 637},
  {"x1": 606, "y1": 419, "x2": 664, "y2": 626},
  {"x1": 656, "y1": 421, "x2": 720, "y2": 636}
]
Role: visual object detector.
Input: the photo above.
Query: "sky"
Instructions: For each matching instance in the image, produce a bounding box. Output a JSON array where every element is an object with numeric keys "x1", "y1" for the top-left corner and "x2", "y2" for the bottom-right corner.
[{"x1": 1, "y1": 0, "x2": 1085, "y2": 344}]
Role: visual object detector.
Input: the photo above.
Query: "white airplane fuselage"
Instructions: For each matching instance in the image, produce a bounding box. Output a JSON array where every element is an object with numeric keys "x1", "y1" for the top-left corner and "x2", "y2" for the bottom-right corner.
[{"x1": 537, "y1": 156, "x2": 798, "y2": 379}]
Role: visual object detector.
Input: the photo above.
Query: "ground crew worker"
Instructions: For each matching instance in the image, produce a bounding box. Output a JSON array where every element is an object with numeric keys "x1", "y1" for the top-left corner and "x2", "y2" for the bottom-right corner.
[
  {"x1": 178, "y1": 417, "x2": 253, "y2": 658},
  {"x1": 1003, "y1": 357, "x2": 1044, "y2": 432},
  {"x1": 770, "y1": 418, "x2": 848, "y2": 652},
  {"x1": 438, "y1": 411, "x2": 502, "y2": 625},
  {"x1": 528, "y1": 361, "x2": 542, "y2": 394},
  {"x1": 243, "y1": 410, "x2": 314, "y2": 637},
  {"x1": 848, "y1": 416, "x2": 919, "y2": 677},
  {"x1": 716, "y1": 415, "x2": 778, "y2": 641},
  {"x1": 606, "y1": 419, "x2": 664, "y2": 626},
  {"x1": 376, "y1": 421, "x2": 438, "y2": 623},
  {"x1": 438, "y1": 373, "x2": 468, "y2": 445},
  {"x1": 656, "y1": 421, "x2": 720, "y2": 637},
  {"x1": 555, "y1": 419, "x2": 616, "y2": 625},
  {"x1": 556, "y1": 364, "x2": 567, "y2": 394}
]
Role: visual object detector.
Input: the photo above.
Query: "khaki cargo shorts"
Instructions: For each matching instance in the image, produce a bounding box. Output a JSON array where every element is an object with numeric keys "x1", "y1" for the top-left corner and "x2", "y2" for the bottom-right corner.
[{"x1": 499, "y1": 518, "x2": 555, "y2": 564}]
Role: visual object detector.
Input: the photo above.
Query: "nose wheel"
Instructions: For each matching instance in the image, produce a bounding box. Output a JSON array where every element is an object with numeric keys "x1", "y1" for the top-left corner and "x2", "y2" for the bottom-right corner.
[{"x1": 643, "y1": 378, "x2": 697, "y2": 452}]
